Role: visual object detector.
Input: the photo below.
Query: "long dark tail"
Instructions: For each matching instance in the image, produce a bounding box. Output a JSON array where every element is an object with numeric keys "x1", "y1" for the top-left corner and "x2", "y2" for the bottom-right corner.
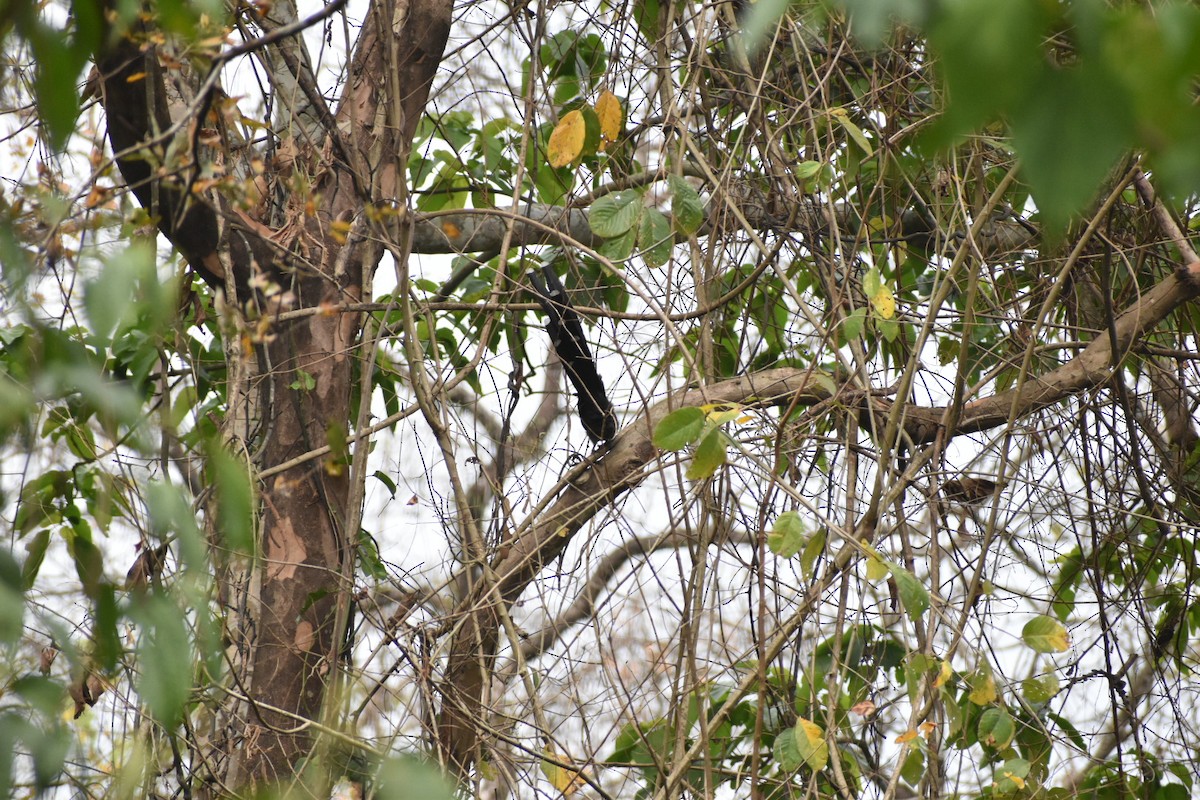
[{"x1": 529, "y1": 266, "x2": 618, "y2": 443}]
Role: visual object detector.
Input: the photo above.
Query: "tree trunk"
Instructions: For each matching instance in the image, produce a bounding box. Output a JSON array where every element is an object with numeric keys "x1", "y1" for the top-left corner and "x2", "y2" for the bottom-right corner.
[{"x1": 95, "y1": 0, "x2": 450, "y2": 787}]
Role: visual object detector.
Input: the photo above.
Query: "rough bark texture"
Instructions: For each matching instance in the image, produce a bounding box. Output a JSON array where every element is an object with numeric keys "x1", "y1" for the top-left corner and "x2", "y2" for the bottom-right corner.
[{"x1": 96, "y1": 0, "x2": 451, "y2": 786}]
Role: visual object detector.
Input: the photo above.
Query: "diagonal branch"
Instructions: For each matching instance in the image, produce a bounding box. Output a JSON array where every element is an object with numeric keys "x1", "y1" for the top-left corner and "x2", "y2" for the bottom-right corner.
[{"x1": 435, "y1": 248, "x2": 1200, "y2": 773}]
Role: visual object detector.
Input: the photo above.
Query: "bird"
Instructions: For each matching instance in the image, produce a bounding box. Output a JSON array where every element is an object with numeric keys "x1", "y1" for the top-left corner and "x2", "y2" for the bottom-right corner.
[
  {"x1": 940, "y1": 477, "x2": 998, "y2": 506},
  {"x1": 528, "y1": 265, "x2": 618, "y2": 444}
]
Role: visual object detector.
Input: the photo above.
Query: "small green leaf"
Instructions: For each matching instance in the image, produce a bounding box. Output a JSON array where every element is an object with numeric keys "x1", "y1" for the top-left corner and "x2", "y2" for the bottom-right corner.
[
  {"x1": 767, "y1": 511, "x2": 806, "y2": 558},
  {"x1": 886, "y1": 562, "x2": 929, "y2": 622},
  {"x1": 842, "y1": 307, "x2": 867, "y2": 343},
  {"x1": 1022, "y1": 615, "x2": 1070, "y2": 653},
  {"x1": 794, "y1": 160, "x2": 822, "y2": 181},
  {"x1": 206, "y1": 447, "x2": 255, "y2": 557},
  {"x1": 800, "y1": 527, "x2": 825, "y2": 580},
  {"x1": 638, "y1": 207, "x2": 674, "y2": 267},
  {"x1": 373, "y1": 470, "x2": 398, "y2": 499},
  {"x1": 686, "y1": 428, "x2": 727, "y2": 480},
  {"x1": 668, "y1": 175, "x2": 705, "y2": 234},
  {"x1": 356, "y1": 530, "x2": 388, "y2": 582},
  {"x1": 289, "y1": 369, "x2": 316, "y2": 391},
  {"x1": 1021, "y1": 674, "x2": 1059, "y2": 704},
  {"x1": 653, "y1": 407, "x2": 705, "y2": 450}
]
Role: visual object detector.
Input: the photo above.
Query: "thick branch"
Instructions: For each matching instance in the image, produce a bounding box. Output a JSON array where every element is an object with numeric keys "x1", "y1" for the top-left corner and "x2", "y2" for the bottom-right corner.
[
  {"x1": 436, "y1": 256, "x2": 1200, "y2": 773},
  {"x1": 96, "y1": 26, "x2": 226, "y2": 286}
]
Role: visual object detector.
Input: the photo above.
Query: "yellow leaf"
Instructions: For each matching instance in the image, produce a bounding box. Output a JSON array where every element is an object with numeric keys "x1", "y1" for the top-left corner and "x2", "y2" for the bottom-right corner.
[
  {"x1": 540, "y1": 749, "x2": 585, "y2": 796},
  {"x1": 896, "y1": 729, "x2": 919, "y2": 743},
  {"x1": 934, "y1": 659, "x2": 953, "y2": 688},
  {"x1": 547, "y1": 110, "x2": 586, "y2": 168},
  {"x1": 871, "y1": 286, "x2": 896, "y2": 319},
  {"x1": 1004, "y1": 772, "x2": 1026, "y2": 789},
  {"x1": 330, "y1": 219, "x2": 352, "y2": 244},
  {"x1": 969, "y1": 672, "x2": 997, "y2": 705},
  {"x1": 919, "y1": 721, "x2": 937, "y2": 737},
  {"x1": 866, "y1": 551, "x2": 888, "y2": 582},
  {"x1": 794, "y1": 718, "x2": 829, "y2": 771},
  {"x1": 595, "y1": 90, "x2": 623, "y2": 145}
]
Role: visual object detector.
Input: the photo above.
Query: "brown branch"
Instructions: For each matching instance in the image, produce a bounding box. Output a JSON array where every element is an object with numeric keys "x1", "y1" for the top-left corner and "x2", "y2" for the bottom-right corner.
[{"x1": 435, "y1": 251, "x2": 1200, "y2": 773}]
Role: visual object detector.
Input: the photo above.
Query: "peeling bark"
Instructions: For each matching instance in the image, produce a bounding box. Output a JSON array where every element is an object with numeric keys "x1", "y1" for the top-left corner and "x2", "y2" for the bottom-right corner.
[{"x1": 95, "y1": 0, "x2": 451, "y2": 787}]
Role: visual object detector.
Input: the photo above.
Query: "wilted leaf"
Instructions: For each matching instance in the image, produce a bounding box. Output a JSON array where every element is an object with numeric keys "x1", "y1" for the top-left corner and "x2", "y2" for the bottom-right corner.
[
  {"x1": 540, "y1": 748, "x2": 586, "y2": 795},
  {"x1": 969, "y1": 669, "x2": 997, "y2": 705},
  {"x1": 871, "y1": 286, "x2": 896, "y2": 319},
  {"x1": 793, "y1": 718, "x2": 829, "y2": 771},
  {"x1": 547, "y1": 110, "x2": 586, "y2": 167},
  {"x1": 595, "y1": 90, "x2": 623, "y2": 144}
]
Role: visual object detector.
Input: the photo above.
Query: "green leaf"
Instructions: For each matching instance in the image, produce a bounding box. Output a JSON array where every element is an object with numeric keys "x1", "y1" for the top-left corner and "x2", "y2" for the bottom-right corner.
[
  {"x1": 598, "y1": 227, "x2": 637, "y2": 262},
  {"x1": 653, "y1": 407, "x2": 705, "y2": 450},
  {"x1": 0, "y1": 549, "x2": 25, "y2": 643},
  {"x1": 776, "y1": 719, "x2": 828, "y2": 772},
  {"x1": 668, "y1": 175, "x2": 705, "y2": 234},
  {"x1": 794, "y1": 160, "x2": 822, "y2": 182},
  {"x1": 1022, "y1": 615, "x2": 1070, "y2": 653},
  {"x1": 886, "y1": 562, "x2": 929, "y2": 622},
  {"x1": 1046, "y1": 711, "x2": 1086, "y2": 751},
  {"x1": 927, "y1": 0, "x2": 1049, "y2": 142},
  {"x1": 373, "y1": 756, "x2": 457, "y2": 800},
  {"x1": 993, "y1": 757, "x2": 1031, "y2": 795},
  {"x1": 206, "y1": 446, "x2": 255, "y2": 557},
  {"x1": 800, "y1": 527, "x2": 825, "y2": 580},
  {"x1": 84, "y1": 242, "x2": 156, "y2": 343},
  {"x1": 686, "y1": 428, "x2": 727, "y2": 480},
  {"x1": 978, "y1": 707, "x2": 1015, "y2": 749},
  {"x1": 632, "y1": 0, "x2": 662, "y2": 42},
  {"x1": 132, "y1": 594, "x2": 193, "y2": 727},
  {"x1": 373, "y1": 470, "x2": 398, "y2": 499},
  {"x1": 1021, "y1": 674, "x2": 1060, "y2": 704},
  {"x1": 1010, "y1": 61, "x2": 1134, "y2": 233},
  {"x1": 900, "y1": 748, "x2": 925, "y2": 786},
  {"x1": 767, "y1": 511, "x2": 806, "y2": 558},
  {"x1": 863, "y1": 267, "x2": 882, "y2": 298},
  {"x1": 842, "y1": 307, "x2": 867, "y2": 343},
  {"x1": 590, "y1": 190, "x2": 643, "y2": 237},
  {"x1": 356, "y1": 530, "x2": 388, "y2": 582},
  {"x1": 638, "y1": 207, "x2": 674, "y2": 267}
]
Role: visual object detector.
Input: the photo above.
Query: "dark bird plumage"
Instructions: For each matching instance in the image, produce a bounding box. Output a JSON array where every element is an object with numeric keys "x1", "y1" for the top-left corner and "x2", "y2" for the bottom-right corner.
[{"x1": 529, "y1": 266, "x2": 618, "y2": 443}]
